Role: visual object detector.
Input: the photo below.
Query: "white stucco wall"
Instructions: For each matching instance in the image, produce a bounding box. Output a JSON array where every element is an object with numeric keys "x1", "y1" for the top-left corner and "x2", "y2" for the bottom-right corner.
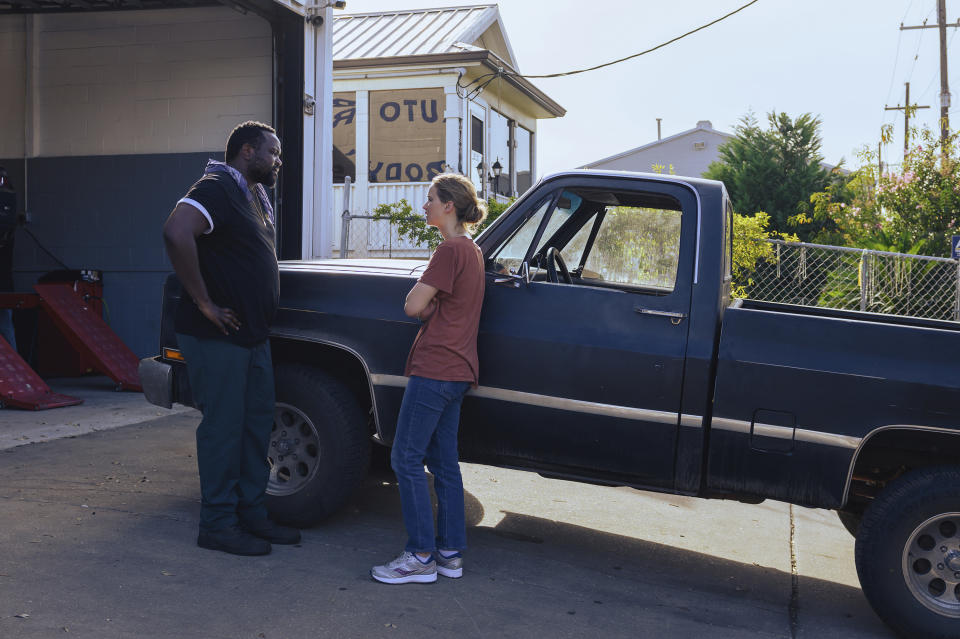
[{"x1": 13, "y1": 7, "x2": 272, "y2": 158}]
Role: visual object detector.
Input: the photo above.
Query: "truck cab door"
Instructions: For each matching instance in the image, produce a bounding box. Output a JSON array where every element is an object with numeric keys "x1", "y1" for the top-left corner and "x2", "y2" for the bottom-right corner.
[{"x1": 459, "y1": 176, "x2": 697, "y2": 488}]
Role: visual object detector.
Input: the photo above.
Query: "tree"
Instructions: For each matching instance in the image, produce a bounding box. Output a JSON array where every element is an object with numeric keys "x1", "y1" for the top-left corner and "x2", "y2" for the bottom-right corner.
[
  {"x1": 704, "y1": 112, "x2": 836, "y2": 239},
  {"x1": 805, "y1": 126, "x2": 960, "y2": 257}
]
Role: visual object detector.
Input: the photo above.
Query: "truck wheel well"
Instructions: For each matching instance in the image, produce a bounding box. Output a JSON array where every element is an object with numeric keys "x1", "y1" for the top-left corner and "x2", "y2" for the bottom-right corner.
[
  {"x1": 844, "y1": 428, "x2": 960, "y2": 514},
  {"x1": 270, "y1": 338, "x2": 375, "y2": 435}
]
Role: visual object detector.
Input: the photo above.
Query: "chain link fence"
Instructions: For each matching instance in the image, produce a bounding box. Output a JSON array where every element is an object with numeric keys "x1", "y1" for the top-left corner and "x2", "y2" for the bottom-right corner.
[
  {"x1": 338, "y1": 213, "x2": 432, "y2": 259},
  {"x1": 742, "y1": 240, "x2": 960, "y2": 321}
]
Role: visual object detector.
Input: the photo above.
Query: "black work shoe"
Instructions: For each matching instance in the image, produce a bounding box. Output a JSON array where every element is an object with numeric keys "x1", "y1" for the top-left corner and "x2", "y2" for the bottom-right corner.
[
  {"x1": 197, "y1": 526, "x2": 272, "y2": 556},
  {"x1": 241, "y1": 519, "x2": 301, "y2": 545}
]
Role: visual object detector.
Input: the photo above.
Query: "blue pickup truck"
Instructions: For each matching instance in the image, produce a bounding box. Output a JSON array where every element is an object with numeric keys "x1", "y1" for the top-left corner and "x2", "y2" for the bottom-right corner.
[{"x1": 141, "y1": 171, "x2": 960, "y2": 638}]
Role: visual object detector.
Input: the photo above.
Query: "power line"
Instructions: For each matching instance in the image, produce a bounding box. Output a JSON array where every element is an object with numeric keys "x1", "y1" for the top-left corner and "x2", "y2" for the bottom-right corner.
[
  {"x1": 884, "y1": 29, "x2": 905, "y2": 110},
  {"x1": 512, "y1": 0, "x2": 762, "y2": 80},
  {"x1": 900, "y1": 0, "x2": 959, "y2": 151},
  {"x1": 903, "y1": 12, "x2": 932, "y2": 86},
  {"x1": 884, "y1": 0, "x2": 918, "y2": 109}
]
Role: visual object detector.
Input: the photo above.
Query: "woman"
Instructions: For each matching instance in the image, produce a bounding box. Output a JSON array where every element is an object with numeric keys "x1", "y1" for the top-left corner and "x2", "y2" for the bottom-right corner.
[{"x1": 371, "y1": 173, "x2": 487, "y2": 585}]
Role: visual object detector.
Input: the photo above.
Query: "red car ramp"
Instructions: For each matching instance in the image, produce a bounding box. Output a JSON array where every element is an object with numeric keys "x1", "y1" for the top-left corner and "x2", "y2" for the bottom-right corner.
[
  {"x1": 0, "y1": 331, "x2": 83, "y2": 410},
  {"x1": 34, "y1": 283, "x2": 142, "y2": 392}
]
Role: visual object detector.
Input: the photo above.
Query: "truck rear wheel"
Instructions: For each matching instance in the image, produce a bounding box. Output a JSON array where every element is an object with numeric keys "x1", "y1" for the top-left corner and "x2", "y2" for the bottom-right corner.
[
  {"x1": 266, "y1": 364, "x2": 370, "y2": 527},
  {"x1": 855, "y1": 466, "x2": 960, "y2": 639}
]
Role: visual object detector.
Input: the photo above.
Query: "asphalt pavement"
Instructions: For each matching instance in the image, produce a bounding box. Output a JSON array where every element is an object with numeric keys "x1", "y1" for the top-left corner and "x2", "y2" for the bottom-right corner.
[{"x1": 0, "y1": 377, "x2": 895, "y2": 639}]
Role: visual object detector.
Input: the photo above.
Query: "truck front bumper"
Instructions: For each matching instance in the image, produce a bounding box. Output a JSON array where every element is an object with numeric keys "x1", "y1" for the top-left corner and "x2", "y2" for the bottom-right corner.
[{"x1": 138, "y1": 356, "x2": 194, "y2": 409}]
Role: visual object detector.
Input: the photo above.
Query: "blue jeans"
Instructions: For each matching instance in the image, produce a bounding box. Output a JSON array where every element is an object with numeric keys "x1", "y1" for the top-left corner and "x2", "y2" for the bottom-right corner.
[
  {"x1": 391, "y1": 375, "x2": 471, "y2": 553},
  {"x1": 176, "y1": 334, "x2": 275, "y2": 532}
]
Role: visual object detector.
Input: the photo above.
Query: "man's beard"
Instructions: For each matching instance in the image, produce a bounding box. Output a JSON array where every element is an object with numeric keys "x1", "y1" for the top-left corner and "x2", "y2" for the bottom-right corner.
[{"x1": 250, "y1": 160, "x2": 278, "y2": 188}]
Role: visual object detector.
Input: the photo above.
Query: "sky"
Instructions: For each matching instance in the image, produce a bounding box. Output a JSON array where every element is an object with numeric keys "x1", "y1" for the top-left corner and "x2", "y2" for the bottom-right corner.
[{"x1": 341, "y1": 0, "x2": 957, "y2": 178}]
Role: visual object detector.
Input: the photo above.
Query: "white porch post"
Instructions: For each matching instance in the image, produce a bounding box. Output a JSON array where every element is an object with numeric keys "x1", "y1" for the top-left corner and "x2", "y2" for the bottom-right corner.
[
  {"x1": 354, "y1": 89, "x2": 369, "y2": 215},
  {"x1": 508, "y1": 120, "x2": 517, "y2": 197},
  {"x1": 443, "y1": 85, "x2": 461, "y2": 175},
  {"x1": 301, "y1": 6, "x2": 334, "y2": 259}
]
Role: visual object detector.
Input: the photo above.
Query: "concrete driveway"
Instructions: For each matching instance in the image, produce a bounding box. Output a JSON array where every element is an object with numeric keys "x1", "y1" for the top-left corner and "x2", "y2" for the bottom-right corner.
[{"x1": 0, "y1": 378, "x2": 894, "y2": 639}]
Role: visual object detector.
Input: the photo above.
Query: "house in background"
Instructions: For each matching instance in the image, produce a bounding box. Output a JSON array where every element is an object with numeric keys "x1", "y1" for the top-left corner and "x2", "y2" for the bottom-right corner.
[
  {"x1": 582, "y1": 120, "x2": 731, "y2": 178},
  {"x1": 583, "y1": 119, "x2": 849, "y2": 180},
  {"x1": 330, "y1": 4, "x2": 564, "y2": 256}
]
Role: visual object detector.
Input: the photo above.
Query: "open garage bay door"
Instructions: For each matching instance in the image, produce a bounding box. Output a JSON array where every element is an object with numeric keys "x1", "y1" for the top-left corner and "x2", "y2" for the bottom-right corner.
[{"x1": 0, "y1": 0, "x2": 333, "y2": 358}]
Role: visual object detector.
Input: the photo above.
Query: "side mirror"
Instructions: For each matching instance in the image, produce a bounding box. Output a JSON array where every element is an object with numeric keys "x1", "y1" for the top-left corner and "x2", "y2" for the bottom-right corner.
[
  {"x1": 519, "y1": 261, "x2": 531, "y2": 284},
  {"x1": 493, "y1": 261, "x2": 532, "y2": 288}
]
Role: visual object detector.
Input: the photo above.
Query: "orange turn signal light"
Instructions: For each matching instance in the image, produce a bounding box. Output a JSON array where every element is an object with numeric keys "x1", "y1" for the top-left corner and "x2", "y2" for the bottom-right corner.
[{"x1": 162, "y1": 348, "x2": 185, "y2": 362}]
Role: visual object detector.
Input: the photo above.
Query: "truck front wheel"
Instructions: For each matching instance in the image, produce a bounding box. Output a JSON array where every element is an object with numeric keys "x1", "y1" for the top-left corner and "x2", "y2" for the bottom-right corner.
[
  {"x1": 855, "y1": 466, "x2": 960, "y2": 638},
  {"x1": 266, "y1": 364, "x2": 370, "y2": 527}
]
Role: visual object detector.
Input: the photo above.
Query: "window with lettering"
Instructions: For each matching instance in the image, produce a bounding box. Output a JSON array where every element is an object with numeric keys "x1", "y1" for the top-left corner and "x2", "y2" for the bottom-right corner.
[
  {"x1": 368, "y1": 89, "x2": 445, "y2": 183},
  {"x1": 333, "y1": 91, "x2": 356, "y2": 183}
]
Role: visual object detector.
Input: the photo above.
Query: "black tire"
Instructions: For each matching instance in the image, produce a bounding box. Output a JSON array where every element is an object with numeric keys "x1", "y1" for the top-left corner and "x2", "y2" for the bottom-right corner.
[
  {"x1": 266, "y1": 364, "x2": 370, "y2": 527},
  {"x1": 837, "y1": 510, "x2": 861, "y2": 537},
  {"x1": 855, "y1": 466, "x2": 960, "y2": 639}
]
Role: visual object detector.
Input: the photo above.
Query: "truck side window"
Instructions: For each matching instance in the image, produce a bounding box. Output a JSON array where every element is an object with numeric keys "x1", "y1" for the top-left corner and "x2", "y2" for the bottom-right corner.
[
  {"x1": 533, "y1": 191, "x2": 582, "y2": 257},
  {"x1": 489, "y1": 198, "x2": 552, "y2": 275},
  {"x1": 582, "y1": 204, "x2": 682, "y2": 291}
]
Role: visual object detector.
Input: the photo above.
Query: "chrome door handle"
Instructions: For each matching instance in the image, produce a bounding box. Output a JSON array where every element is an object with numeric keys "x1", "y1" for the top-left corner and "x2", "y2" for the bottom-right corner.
[
  {"x1": 493, "y1": 277, "x2": 521, "y2": 288},
  {"x1": 634, "y1": 307, "x2": 688, "y2": 324}
]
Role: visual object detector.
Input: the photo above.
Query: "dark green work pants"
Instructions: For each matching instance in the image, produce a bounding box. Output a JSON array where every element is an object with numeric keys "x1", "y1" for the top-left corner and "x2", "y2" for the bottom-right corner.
[{"x1": 176, "y1": 334, "x2": 275, "y2": 532}]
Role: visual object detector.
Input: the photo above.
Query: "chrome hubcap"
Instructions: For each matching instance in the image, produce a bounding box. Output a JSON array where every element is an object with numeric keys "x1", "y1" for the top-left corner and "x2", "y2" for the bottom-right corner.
[
  {"x1": 902, "y1": 512, "x2": 960, "y2": 618},
  {"x1": 267, "y1": 402, "x2": 321, "y2": 497}
]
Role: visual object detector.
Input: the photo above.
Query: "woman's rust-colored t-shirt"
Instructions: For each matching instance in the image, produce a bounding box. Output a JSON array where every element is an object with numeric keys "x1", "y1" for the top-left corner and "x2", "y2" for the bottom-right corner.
[{"x1": 404, "y1": 235, "x2": 485, "y2": 384}]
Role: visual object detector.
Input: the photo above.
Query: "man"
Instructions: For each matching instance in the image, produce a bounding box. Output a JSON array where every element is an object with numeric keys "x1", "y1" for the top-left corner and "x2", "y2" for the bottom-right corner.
[{"x1": 163, "y1": 121, "x2": 299, "y2": 556}]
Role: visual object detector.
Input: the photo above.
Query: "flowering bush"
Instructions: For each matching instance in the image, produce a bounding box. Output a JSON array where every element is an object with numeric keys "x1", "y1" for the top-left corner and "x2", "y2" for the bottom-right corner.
[{"x1": 806, "y1": 127, "x2": 960, "y2": 256}]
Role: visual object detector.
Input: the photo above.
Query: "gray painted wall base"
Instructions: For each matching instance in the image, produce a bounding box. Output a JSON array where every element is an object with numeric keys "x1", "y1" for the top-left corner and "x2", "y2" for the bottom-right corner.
[{"x1": 2, "y1": 152, "x2": 217, "y2": 358}]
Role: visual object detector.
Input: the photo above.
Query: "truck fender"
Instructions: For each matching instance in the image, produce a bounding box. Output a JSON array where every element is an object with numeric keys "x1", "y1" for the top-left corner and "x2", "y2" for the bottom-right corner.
[
  {"x1": 269, "y1": 332, "x2": 382, "y2": 439},
  {"x1": 842, "y1": 424, "x2": 960, "y2": 508}
]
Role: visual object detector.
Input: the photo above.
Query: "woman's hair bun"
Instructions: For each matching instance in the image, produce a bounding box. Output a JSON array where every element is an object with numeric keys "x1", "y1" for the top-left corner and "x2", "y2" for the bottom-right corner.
[{"x1": 432, "y1": 173, "x2": 488, "y2": 232}]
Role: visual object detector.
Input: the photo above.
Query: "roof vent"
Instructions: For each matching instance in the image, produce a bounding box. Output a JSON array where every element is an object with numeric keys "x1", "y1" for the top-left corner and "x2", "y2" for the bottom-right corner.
[
  {"x1": 696, "y1": 120, "x2": 713, "y2": 129},
  {"x1": 693, "y1": 141, "x2": 706, "y2": 150}
]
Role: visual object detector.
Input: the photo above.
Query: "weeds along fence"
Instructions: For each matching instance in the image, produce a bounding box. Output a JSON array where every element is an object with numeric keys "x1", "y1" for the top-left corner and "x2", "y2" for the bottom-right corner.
[{"x1": 744, "y1": 240, "x2": 960, "y2": 322}]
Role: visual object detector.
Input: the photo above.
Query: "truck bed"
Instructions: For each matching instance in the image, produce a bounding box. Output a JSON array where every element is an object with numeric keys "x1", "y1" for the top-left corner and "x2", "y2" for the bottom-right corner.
[{"x1": 707, "y1": 300, "x2": 960, "y2": 507}]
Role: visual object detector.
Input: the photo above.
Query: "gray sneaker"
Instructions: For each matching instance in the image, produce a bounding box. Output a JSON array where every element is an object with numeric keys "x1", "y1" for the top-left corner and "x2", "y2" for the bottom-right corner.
[
  {"x1": 434, "y1": 550, "x2": 463, "y2": 578},
  {"x1": 370, "y1": 551, "x2": 437, "y2": 584}
]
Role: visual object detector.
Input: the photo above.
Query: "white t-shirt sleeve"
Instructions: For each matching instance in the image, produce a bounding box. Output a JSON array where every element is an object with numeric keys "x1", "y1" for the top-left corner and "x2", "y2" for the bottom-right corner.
[{"x1": 177, "y1": 197, "x2": 214, "y2": 234}]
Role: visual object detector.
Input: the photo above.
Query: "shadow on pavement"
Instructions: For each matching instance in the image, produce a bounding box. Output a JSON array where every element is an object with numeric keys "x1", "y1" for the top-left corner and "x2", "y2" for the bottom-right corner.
[{"x1": 0, "y1": 414, "x2": 893, "y2": 639}]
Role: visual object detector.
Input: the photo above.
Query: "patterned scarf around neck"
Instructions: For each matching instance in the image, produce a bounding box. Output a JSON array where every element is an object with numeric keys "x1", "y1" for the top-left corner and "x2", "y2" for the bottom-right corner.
[{"x1": 204, "y1": 159, "x2": 275, "y2": 225}]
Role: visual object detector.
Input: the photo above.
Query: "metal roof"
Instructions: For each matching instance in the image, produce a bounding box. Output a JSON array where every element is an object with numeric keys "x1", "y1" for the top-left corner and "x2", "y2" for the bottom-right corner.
[{"x1": 333, "y1": 4, "x2": 515, "y2": 66}]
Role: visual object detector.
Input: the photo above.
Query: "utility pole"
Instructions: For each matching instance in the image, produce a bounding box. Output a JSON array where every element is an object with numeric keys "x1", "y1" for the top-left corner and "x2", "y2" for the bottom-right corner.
[
  {"x1": 940, "y1": 0, "x2": 950, "y2": 148},
  {"x1": 900, "y1": 2, "x2": 960, "y2": 153},
  {"x1": 885, "y1": 82, "x2": 930, "y2": 157},
  {"x1": 878, "y1": 142, "x2": 883, "y2": 181}
]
